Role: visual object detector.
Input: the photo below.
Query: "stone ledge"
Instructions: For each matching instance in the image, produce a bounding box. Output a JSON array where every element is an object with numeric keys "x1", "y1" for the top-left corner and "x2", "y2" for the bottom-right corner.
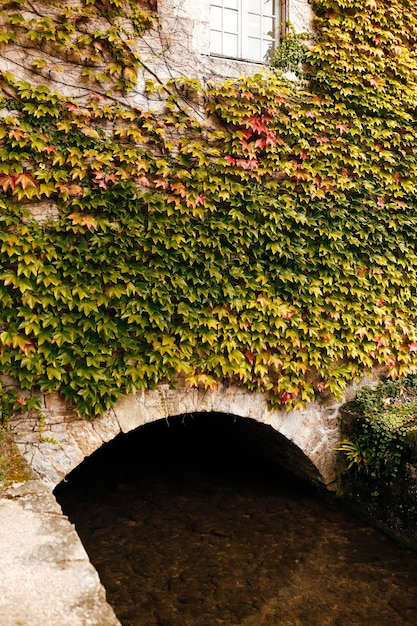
[{"x1": 0, "y1": 479, "x2": 120, "y2": 626}]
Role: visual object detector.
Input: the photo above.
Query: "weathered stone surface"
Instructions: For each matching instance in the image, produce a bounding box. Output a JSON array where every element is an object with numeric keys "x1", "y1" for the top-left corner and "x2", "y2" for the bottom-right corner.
[
  {"x1": 0, "y1": 480, "x2": 120, "y2": 626},
  {"x1": 26, "y1": 201, "x2": 60, "y2": 223}
]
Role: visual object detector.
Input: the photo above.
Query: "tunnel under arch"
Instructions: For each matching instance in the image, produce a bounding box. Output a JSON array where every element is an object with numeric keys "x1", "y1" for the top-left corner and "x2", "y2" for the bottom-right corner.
[{"x1": 54, "y1": 412, "x2": 324, "y2": 493}]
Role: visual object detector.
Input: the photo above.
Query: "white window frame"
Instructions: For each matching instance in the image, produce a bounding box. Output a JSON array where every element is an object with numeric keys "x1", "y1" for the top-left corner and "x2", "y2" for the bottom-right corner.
[{"x1": 209, "y1": 0, "x2": 283, "y2": 64}]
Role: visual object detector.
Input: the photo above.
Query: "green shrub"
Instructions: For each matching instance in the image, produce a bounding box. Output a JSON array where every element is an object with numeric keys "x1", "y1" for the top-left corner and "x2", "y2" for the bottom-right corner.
[{"x1": 338, "y1": 377, "x2": 417, "y2": 482}]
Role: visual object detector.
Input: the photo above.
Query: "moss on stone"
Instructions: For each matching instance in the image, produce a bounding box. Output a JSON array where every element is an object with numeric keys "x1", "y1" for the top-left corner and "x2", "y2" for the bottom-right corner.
[{"x1": 0, "y1": 426, "x2": 32, "y2": 488}]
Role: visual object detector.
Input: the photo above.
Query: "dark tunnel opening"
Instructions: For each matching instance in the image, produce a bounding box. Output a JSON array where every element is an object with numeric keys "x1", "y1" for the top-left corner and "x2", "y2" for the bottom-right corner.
[{"x1": 55, "y1": 412, "x2": 321, "y2": 496}]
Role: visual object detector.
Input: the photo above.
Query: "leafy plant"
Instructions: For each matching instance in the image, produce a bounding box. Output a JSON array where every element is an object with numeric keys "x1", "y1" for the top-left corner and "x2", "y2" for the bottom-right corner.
[
  {"x1": 1, "y1": 0, "x2": 417, "y2": 418},
  {"x1": 268, "y1": 24, "x2": 311, "y2": 76},
  {"x1": 0, "y1": 382, "x2": 40, "y2": 427},
  {"x1": 338, "y1": 377, "x2": 417, "y2": 482},
  {"x1": 335, "y1": 439, "x2": 368, "y2": 472}
]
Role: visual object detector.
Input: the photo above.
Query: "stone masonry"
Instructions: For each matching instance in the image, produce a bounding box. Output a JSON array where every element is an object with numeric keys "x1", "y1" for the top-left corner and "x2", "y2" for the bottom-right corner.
[{"x1": 8, "y1": 376, "x2": 382, "y2": 492}]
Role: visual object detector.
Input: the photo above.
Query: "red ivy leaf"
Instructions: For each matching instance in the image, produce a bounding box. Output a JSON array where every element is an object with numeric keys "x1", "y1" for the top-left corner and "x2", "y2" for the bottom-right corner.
[
  {"x1": 15, "y1": 172, "x2": 37, "y2": 190},
  {"x1": 245, "y1": 350, "x2": 255, "y2": 365},
  {"x1": 335, "y1": 122, "x2": 348, "y2": 134},
  {"x1": 170, "y1": 181, "x2": 187, "y2": 197},
  {"x1": 0, "y1": 174, "x2": 16, "y2": 192}
]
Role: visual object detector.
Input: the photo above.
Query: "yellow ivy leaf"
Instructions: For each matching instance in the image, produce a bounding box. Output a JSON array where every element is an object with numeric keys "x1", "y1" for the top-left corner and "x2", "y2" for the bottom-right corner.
[{"x1": 68, "y1": 212, "x2": 97, "y2": 230}]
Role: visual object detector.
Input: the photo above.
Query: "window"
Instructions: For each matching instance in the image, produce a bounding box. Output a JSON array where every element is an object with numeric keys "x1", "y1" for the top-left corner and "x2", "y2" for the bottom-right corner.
[{"x1": 210, "y1": 0, "x2": 279, "y2": 63}]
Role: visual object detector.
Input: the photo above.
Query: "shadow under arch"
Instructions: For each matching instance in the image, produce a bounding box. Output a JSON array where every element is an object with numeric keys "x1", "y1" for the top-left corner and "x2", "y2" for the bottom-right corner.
[{"x1": 55, "y1": 412, "x2": 324, "y2": 493}]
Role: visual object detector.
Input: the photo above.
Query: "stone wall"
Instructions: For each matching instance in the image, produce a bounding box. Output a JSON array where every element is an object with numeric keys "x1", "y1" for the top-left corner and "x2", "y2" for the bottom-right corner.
[
  {"x1": 1, "y1": 1, "x2": 314, "y2": 104},
  {"x1": 0, "y1": 0, "x2": 382, "y2": 494},
  {"x1": 137, "y1": 0, "x2": 314, "y2": 84}
]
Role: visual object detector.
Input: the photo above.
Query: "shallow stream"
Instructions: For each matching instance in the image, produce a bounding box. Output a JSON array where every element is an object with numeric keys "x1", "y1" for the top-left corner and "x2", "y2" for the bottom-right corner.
[{"x1": 55, "y1": 414, "x2": 417, "y2": 626}]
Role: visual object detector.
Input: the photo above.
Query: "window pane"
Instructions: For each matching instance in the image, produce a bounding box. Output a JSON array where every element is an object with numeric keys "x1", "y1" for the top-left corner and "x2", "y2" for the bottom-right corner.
[
  {"x1": 224, "y1": 8, "x2": 238, "y2": 33},
  {"x1": 263, "y1": 0, "x2": 276, "y2": 16},
  {"x1": 248, "y1": 0, "x2": 261, "y2": 12},
  {"x1": 210, "y1": 6, "x2": 223, "y2": 29},
  {"x1": 223, "y1": 32, "x2": 239, "y2": 57},
  {"x1": 248, "y1": 13, "x2": 261, "y2": 37},
  {"x1": 263, "y1": 39, "x2": 274, "y2": 60},
  {"x1": 263, "y1": 16, "x2": 275, "y2": 38},
  {"x1": 247, "y1": 37, "x2": 262, "y2": 61},
  {"x1": 210, "y1": 30, "x2": 223, "y2": 55},
  {"x1": 210, "y1": 0, "x2": 278, "y2": 62}
]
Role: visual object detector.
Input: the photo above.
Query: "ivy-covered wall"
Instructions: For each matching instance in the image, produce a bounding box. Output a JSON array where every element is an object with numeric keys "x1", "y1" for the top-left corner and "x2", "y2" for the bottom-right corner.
[{"x1": 1, "y1": 0, "x2": 417, "y2": 419}]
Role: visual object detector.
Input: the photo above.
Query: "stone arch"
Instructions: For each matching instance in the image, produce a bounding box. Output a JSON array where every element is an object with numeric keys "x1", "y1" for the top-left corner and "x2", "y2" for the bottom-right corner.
[{"x1": 9, "y1": 381, "x2": 351, "y2": 490}]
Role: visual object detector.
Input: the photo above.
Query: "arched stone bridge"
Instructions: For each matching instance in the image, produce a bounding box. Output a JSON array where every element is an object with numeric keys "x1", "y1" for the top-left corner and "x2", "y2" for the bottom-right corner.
[
  {"x1": 2, "y1": 375, "x2": 380, "y2": 625},
  {"x1": 9, "y1": 377, "x2": 378, "y2": 491}
]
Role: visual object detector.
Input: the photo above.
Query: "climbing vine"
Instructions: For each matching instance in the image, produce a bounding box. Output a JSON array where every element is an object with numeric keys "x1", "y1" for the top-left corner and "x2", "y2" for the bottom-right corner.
[
  {"x1": 1, "y1": 0, "x2": 417, "y2": 418},
  {"x1": 0, "y1": 0, "x2": 157, "y2": 94},
  {"x1": 268, "y1": 24, "x2": 310, "y2": 76}
]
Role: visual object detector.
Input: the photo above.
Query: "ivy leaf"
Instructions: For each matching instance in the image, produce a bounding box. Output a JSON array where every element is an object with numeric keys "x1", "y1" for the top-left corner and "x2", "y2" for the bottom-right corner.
[
  {"x1": 31, "y1": 58, "x2": 48, "y2": 69},
  {"x1": 15, "y1": 172, "x2": 37, "y2": 190},
  {"x1": 0, "y1": 174, "x2": 16, "y2": 192},
  {"x1": 68, "y1": 212, "x2": 97, "y2": 229}
]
